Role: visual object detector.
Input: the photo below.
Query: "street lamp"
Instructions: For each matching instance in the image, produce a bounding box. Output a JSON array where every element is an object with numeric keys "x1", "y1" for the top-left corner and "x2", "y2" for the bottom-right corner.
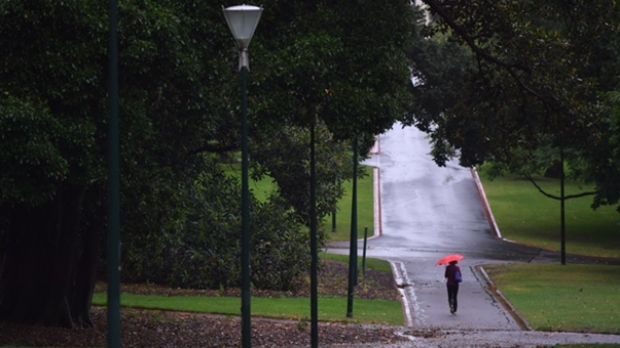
[
  {"x1": 222, "y1": 4, "x2": 263, "y2": 348},
  {"x1": 107, "y1": 1, "x2": 121, "y2": 347},
  {"x1": 346, "y1": 136, "x2": 358, "y2": 318}
]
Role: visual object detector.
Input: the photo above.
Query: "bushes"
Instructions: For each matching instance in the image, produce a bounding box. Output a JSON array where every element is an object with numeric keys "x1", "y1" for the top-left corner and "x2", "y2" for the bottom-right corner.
[
  {"x1": 251, "y1": 196, "x2": 310, "y2": 291},
  {"x1": 122, "y1": 159, "x2": 310, "y2": 291}
]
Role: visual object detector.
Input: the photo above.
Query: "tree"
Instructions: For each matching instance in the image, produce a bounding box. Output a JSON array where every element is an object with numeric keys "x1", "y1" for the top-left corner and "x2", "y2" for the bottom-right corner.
[
  {"x1": 0, "y1": 0, "x2": 416, "y2": 328},
  {"x1": 406, "y1": 0, "x2": 620, "y2": 263},
  {"x1": 0, "y1": 0, "x2": 237, "y2": 327},
  {"x1": 250, "y1": 0, "x2": 415, "y2": 223},
  {"x1": 408, "y1": 0, "x2": 620, "y2": 211}
]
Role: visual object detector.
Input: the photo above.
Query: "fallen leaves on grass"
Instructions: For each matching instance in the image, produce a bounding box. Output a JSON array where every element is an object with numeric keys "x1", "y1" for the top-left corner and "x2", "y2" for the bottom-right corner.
[{"x1": 0, "y1": 308, "x2": 410, "y2": 347}]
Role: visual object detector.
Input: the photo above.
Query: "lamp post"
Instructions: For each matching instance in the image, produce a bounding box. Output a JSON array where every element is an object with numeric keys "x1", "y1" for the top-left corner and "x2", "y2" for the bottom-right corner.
[
  {"x1": 107, "y1": 0, "x2": 121, "y2": 347},
  {"x1": 346, "y1": 136, "x2": 358, "y2": 318},
  {"x1": 309, "y1": 116, "x2": 319, "y2": 348},
  {"x1": 222, "y1": 5, "x2": 263, "y2": 348}
]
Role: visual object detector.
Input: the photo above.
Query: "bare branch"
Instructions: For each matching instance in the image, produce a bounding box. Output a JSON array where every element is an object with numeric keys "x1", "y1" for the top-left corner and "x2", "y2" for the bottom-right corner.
[
  {"x1": 526, "y1": 176, "x2": 561, "y2": 200},
  {"x1": 526, "y1": 176, "x2": 598, "y2": 201},
  {"x1": 421, "y1": 0, "x2": 530, "y2": 73}
]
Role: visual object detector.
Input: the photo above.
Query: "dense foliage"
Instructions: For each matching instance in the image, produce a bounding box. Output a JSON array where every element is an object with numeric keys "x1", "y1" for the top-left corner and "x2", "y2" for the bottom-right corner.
[
  {"x1": 408, "y1": 0, "x2": 620, "y2": 212},
  {"x1": 0, "y1": 0, "x2": 414, "y2": 327}
]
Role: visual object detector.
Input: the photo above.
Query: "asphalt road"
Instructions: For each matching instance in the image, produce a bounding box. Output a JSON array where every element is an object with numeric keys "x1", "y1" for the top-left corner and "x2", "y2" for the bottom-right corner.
[{"x1": 330, "y1": 123, "x2": 541, "y2": 331}]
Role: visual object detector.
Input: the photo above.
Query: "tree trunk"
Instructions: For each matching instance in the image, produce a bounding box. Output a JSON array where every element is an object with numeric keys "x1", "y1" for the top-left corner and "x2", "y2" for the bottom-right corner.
[{"x1": 0, "y1": 185, "x2": 100, "y2": 328}]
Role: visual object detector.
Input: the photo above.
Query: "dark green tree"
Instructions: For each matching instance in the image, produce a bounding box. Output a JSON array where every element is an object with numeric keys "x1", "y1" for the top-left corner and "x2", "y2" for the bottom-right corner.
[
  {"x1": 0, "y1": 0, "x2": 416, "y2": 328},
  {"x1": 408, "y1": 0, "x2": 620, "y2": 212}
]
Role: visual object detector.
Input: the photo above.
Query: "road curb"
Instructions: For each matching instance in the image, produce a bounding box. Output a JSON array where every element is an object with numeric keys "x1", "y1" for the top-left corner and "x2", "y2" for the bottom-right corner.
[
  {"x1": 470, "y1": 167, "x2": 502, "y2": 239},
  {"x1": 474, "y1": 265, "x2": 533, "y2": 331},
  {"x1": 390, "y1": 261, "x2": 419, "y2": 327},
  {"x1": 368, "y1": 136, "x2": 382, "y2": 241},
  {"x1": 373, "y1": 167, "x2": 382, "y2": 238}
]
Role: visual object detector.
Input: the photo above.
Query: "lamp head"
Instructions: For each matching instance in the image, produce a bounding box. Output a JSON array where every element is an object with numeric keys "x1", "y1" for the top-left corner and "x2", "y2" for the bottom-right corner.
[{"x1": 222, "y1": 4, "x2": 263, "y2": 50}]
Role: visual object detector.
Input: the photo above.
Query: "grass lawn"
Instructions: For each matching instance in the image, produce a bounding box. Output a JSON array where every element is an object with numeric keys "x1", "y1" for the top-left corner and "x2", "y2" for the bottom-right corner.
[
  {"x1": 92, "y1": 255, "x2": 402, "y2": 326},
  {"x1": 324, "y1": 166, "x2": 374, "y2": 242},
  {"x1": 321, "y1": 252, "x2": 392, "y2": 274},
  {"x1": 225, "y1": 163, "x2": 375, "y2": 242},
  {"x1": 485, "y1": 264, "x2": 620, "y2": 334},
  {"x1": 92, "y1": 293, "x2": 402, "y2": 325},
  {"x1": 480, "y1": 174, "x2": 620, "y2": 259},
  {"x1": 222, "y1": 164, "x2": 275, "y2": 202}
]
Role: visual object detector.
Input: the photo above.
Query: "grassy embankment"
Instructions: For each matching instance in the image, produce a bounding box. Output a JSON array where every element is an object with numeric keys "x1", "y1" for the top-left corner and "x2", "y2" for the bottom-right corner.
[
  {"x1": 481, "y1": 173, "x2": 620, "y2": 259},
  {"x1": 324, "y1": 167, "x2": 374, "y2": 242},
  {"x1": 481, "y1": 171, "x2": 620, "y2": 334},
  {"x1": 227, "y1": 164, "x2": 375, "y2": 242}
]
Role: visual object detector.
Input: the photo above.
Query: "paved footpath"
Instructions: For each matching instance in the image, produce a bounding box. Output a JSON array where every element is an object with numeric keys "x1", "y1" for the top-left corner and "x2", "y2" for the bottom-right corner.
[{"x1": 328, "y1": 123, "x2": 620, "y2": 347}]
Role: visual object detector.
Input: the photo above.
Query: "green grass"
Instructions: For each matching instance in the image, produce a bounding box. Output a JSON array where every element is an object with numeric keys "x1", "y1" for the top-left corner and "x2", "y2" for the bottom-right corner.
[
  {"x1": 222, "y1": 164, "x2": 275, "y2": 202},
  {"x1": 324, "y1": 166, "x2": 374, "y2": 242},
  {"x1": 224, "y1": 163, "x2": 375, "y2": 242},
  {"x1": 485, "y1": 264, "x2": 620, "y2": 334},
  {"x1": 92, "y1": 293, "x2": 402, "y2": 325},
  {"x1": 321, "y1": 252, "x2": 392, "y2": 274},
  {"x1": 481, "y1": 175, "x2": 620, "y2": 259}
]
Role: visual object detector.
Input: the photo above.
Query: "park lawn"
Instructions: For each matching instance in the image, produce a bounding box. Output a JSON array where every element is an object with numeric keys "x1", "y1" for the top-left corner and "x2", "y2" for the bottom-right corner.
[
  {"x1": 485, "y1": 264, "x2": 620, "y2": 334},
  {"x1": 224, "y1": 164, "x2": 375, "y2": 241},
  {"x1": 325, "y1": 166, "x2": 374, "y2": 242},
  {"x1": 91, "y1": 293, "x2": 402, "y2": 325},
  {"x1": 226, "y1": 163, "x2": 375, "y2": 242},
  {"x1": 481, "y1": 175, "x2": 620, "y2": 259},
  {"x1": 92, "y1": 255, "x2": 402, "y2": 325},
  {"x1": 222, "y1": 164, "x2": 275, "y2": 202},
  {"x1": 321, "y1": 252, "x2": 392, "y2": 274}
]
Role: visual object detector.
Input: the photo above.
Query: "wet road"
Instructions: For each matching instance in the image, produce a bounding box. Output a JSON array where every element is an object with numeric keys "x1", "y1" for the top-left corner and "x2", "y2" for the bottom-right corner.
[
  {"x1": 330, "y1": 124, "x2": 541, "y2": 331},
  {"x1": 363, "y1": 124, "x2": 535, "y2": 261}
]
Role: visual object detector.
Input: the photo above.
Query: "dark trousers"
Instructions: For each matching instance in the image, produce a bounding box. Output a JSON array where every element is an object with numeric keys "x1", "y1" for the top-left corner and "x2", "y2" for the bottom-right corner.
[{"x1": 447, "y1": 284, "x2": 459, "y2": 312}]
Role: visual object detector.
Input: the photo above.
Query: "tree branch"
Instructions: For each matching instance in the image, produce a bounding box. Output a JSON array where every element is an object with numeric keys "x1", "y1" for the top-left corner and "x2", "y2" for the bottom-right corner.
[
  {"x1": 526, "y1": 176, "x2": 598, "y2": 201},
  {"x1": 421, "y1": 0, "x2": 578, "y2": 118},
  {"x1": 421, "y1": 0, "x2": 531, "y2": 73}
]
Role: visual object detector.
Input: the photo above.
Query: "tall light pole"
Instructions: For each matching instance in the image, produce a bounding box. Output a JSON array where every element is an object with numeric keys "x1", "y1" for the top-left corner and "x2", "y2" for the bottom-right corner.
[
  {"x1": 309, "y1": 116, "x2": 319, "y2": 348},
  {"x1": 107, "y1": 0, "x2": 122, "y2": 347},
  {"x1": 222, "y1": 5, "x2": 263, "y2": 348},
  {"x1": 560, "y1": 145, "x2": 566, "y2": 265},
  {"x1": 346, "y1": 136, "x2": 358, "y2": 318}
]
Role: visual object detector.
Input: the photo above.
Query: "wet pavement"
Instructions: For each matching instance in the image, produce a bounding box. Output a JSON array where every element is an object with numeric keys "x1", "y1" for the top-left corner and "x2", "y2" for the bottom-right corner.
[
  {"x1": 330, "y1": 124, "x2": 538, "y2": 330},
  {"x1": 327, "y1": 124, "x2": 620, "y2": 346}
]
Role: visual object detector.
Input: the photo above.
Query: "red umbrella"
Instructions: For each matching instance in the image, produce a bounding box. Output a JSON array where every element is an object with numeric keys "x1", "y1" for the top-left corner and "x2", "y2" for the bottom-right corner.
[{"x1": 437, "y1": 254, "x2": 464, "y2": 266}]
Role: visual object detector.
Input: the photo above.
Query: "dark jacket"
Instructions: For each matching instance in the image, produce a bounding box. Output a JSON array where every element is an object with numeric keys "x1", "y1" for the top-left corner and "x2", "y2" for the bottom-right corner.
[{"x1": 445, "y1": 264, "x2": 461, "y2": 286}]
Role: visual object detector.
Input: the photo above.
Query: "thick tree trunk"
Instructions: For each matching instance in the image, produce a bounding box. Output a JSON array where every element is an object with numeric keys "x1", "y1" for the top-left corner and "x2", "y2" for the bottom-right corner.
[{"x1": 0, "y1": 185, "x2": 99, "y2": 328}]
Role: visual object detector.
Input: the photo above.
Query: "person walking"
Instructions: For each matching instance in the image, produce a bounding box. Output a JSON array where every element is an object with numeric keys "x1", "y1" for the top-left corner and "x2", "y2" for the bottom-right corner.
[{"x1": 444, "y1": 260, "x2": 462, "y2": 314}]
